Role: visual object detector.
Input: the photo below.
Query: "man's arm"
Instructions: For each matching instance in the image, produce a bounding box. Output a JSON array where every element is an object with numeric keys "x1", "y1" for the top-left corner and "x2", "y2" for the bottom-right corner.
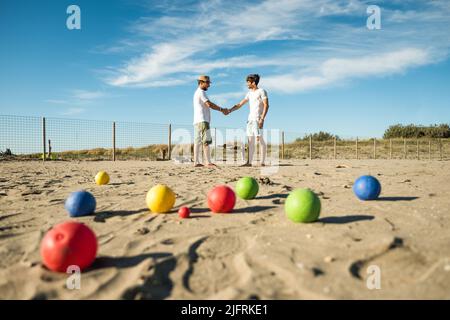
[
  {"x1": 258, "y1": 98, "x2": 269, "y2": 128},
  {"x1": 261, "y1": 97, "x2": 269, "y2": 120},
  {"x1": 229, "y1": 98, "x2": 248, "y2": 113},
  {"x1": 205, "y1": 100, "x2": 225, "y2": 113}
]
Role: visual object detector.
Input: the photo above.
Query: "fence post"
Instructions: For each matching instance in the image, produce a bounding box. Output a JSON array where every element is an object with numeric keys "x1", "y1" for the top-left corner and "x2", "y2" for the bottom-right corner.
[
  {"x1": 112, "y1": 121, "x2": 116, "y2": 161},
  {"x1": 389, "y1": 139, "x2": 392, "y2": 159},
  {"x1": 429, "y1": 139, "x2": 431, "y2": 160},
  {"x1": 373, "y1": 138, "x2": 376, "y2": 159},
  {"x1": 417, "y1": 139, "x2": 419, "y2": 160},
  {"x1": 356, "y1": 137, "x2": 358, "y2": 160},
  {"x1": 440, "y1": 139, "x2": 443, "y2": 160},
  {"x1": 281, "y1": 131, "x2": 285, "y2": 160},
  {"x1": 246, "y1": 140, "x2": 249, "y2": 163},
  {"x1": 168, "y1": 124, "x2": 172, "y2": 160},
  {"x1": 214, "y1": 128, "x2": 217, "y2": 162},
  {"x1": 42, "y1": 117, "x2": 46, "y2": 162},
  {"x1": 309, "y1": 135, "x2": 312, "y2": 160},
  {"x1": 403, "y1": 138, "x2": 407, "y2": 159},
  {"x1": 223, "y1": 143, "x2": 226, "y2": 163},
  {"x1": 233, "y1": 138, "x2": 237, "y2": 163},
  {"x1": 48, "y1": 139, "x2": 52, "y2": 159},
  {"x1": 333, "y1": 136, "x2": 337, "y2": 160}
]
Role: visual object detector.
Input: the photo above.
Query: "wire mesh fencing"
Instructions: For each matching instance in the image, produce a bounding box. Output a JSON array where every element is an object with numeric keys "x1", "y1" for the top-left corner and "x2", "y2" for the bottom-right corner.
[
  {"x1": 1, "y1": 115, "x2": 449, "y2": 161},
  {"x1": 0, "y1": 115, "x2": 42, "y2": 158}
]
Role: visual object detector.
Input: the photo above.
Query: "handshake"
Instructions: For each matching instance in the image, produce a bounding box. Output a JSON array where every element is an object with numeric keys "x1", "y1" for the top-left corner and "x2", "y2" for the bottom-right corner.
[{"x1": 220, "y1": 106, "x2": 235, "y2": 116}]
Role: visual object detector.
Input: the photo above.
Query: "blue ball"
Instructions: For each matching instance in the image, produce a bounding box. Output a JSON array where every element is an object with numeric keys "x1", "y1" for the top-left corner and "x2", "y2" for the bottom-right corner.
[
  {"x1": 65, "y1": 190, "x2": 96, "y2": 217},
  {"x1": 353, "y1": 175, "x2": 381, "y2": 201}
]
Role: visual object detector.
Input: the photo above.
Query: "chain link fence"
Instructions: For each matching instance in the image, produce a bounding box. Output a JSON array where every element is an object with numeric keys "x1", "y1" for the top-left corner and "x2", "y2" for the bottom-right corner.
[{"x1": 1, "y1": 115, "x2": 449, "y2": 161}]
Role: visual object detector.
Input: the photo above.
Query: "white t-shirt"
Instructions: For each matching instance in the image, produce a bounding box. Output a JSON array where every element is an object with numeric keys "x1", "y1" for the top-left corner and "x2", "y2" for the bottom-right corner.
[
  {"x1": 193, "y1": 87, "x2": 211, "y2": 125},
  {"x1": 245, "y1": 88, "x2": 268, "y2": 121}
]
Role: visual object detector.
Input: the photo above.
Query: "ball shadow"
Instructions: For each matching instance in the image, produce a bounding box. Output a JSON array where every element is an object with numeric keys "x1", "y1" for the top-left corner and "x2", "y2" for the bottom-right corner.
[
  {"x1": 233, "y1": 205, "x2": 277, "y2": 214},
  {"x1": 94, "y1": 208, "x2": 149, "y2": 222},
  {"x1": 376, "y1": 196, "x2": 419, "y2": 201},
  {"x1": 91, "y1": 252, "x2": 172, "y2": 270},
  {"x1": 255, "y1": 193, "x2": 288, "y2": 200},
  {"x1": 318, "y1": 215, "x2": 375, "y2": 224}
]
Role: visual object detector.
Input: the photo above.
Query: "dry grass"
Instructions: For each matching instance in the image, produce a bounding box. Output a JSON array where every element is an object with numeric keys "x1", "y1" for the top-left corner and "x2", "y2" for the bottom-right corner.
[{"x1": 11, "y1": 139, "x2": 450, "y2": 161}]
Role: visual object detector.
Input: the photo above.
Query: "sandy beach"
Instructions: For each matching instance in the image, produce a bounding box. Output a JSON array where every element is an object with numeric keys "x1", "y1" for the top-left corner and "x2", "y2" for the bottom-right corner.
[{"x1": 0, "y1": 159, "x2": 449, "y2": 299}]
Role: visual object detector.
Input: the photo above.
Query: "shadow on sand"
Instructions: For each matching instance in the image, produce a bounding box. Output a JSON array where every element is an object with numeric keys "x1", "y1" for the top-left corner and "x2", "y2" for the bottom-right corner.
[{"x1": 318, "y1": 215, "x2": 375, "y2": 224}]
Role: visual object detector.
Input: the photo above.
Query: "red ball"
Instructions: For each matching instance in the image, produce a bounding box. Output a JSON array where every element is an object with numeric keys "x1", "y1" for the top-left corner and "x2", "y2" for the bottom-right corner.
[
  {"x1": 207, "y1": 185, "x2": 236, "y2": 213},
  {"x1": 178, "y1": 206, "x2": 190, "y2": 219},
  {"x1": 40, "y1": 221, "x2": 97, "y2": 273}
]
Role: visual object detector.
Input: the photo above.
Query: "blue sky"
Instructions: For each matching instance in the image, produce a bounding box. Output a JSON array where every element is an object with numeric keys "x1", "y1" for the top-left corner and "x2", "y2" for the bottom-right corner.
[{"x1": 1, "y1": 0, "x2": 450, "y2": 139}]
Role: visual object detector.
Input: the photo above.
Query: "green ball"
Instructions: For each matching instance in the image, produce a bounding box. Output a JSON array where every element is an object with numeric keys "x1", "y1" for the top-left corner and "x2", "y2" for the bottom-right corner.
[
  {"x1": 236, "y1": 177, "x2": 259, "y2": 200},
  {"x1": 285, "y1": 188, "x2": 321, "y2": 223}
]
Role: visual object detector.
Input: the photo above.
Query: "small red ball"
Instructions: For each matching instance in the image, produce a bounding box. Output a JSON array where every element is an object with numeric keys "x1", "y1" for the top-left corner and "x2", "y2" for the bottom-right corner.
[
  {"x1": 40, "y1": 221, "x2": 97, "y2": 273},
  {"x1": 207, "y1": 185, "x2": 236, "y2": 213},
  {"x1": 178, "y1": 206, "x2": 190, "y2": 219}
]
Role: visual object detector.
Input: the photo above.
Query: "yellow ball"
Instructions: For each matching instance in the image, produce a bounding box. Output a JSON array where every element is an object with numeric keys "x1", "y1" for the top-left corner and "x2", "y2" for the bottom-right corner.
[
  {"x1": 95, "y1": 171, "x2": 110, "y2": 185},
  {"x1": 146, "y1": 184, "x2": 176, "y2": 213}
]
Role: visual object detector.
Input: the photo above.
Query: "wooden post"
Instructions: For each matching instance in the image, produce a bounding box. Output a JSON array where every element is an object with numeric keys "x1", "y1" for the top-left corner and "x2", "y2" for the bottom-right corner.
[
  {"x1": 309, "y1": 135, "x2": 312, "y2": 160},
  {"x1": 112, "y1": 121, "x2": 116, "y2": 161},
  {"x1": 428, "y1": 139, "x2": 431, "y2": 160},
  {"x1": 356, "y1": 137, "x2": 359, "y2": 160},
  {"x1": 256, "y1": 138, "x2": 259, "y2": 163},
  {"x1": 440, "y1": 139, "x2": 443, "y2": 160},
  {"x1": 233, "y1": 138, "x2": 237, "y2": 163},
  {"x1": 281, "y1": 131, "x2": 285, "y2": 160},
  {"x1": 168, "y1": 124, "x2": 172, "y2": 160},
  {"x1": 48, "y1": 139, "x2": 52, "y2": 159},
  {"x1": 214, "y1": 128, "x2": 217, "y2": 162},
  {"x1": 403, "y1": 138, "x2": 407, "y2": 159},
  {"x1": 417, "y1": 139, "x2": 420, "y2": 160},
  {"x1": 42, "y1": 117, "x2": 46, "y2": 162},
  {"x1": 389, "y1": 139, "x2": 392, "y2": 160},
  {"x1": 223, "y1": 144, "x2": 226, "y2": 163},
  {"x1": 333, "y1": 136, "x2": 337, "y2": 160},
  {"x1": 373, "y1": 138, "x2": 376, "y2": 159},
  {"x1": 246, "y1": 140, "x2": 249, "y2": 164}
]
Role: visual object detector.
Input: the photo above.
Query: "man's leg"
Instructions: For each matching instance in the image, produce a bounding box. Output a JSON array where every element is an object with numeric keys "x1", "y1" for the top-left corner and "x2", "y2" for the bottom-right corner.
[
  {"x1": 203, "y1": 144, "x2": 211, "y2": 163},
  {"x1": 194, "y1": 124, "x2": 203, "y2": 167},
  {"x1": 194, "y1": 143, "x2": 203, "y2": 166},
  {"x1": 241, "y1": 121, "x2": 254, "y2": 167},
  {"x1": 203, "y1": 144, "x2": 217, "y2": 167},
  {"x1": 203, "y1": 123, "x2": 216, "y2": 167},
  {"x1": 259, "y1": 135, "x2": 267, "y2": 166},
  {"x1": 247, "y1": 136, "x2": 256, "y2": 165}
]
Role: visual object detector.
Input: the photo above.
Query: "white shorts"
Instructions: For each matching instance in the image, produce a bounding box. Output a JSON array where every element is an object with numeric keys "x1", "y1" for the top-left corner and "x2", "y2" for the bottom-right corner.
[{"x1": 246, "y1": 120, "x2": 261, "y2": 137}]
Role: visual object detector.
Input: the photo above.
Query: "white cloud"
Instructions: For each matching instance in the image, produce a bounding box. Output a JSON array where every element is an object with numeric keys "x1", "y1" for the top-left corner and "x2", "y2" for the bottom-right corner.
[
  {"x1": 46, "y1": 90, "x2": 108, "y2": 108},
  {"x1": 210, "y1": 91, "x2": 246, "y2": 106},
  {"x1": 45, "y1": 99, "x2": 70, "y2": 105},
  {"x1": 263, "y1": 48, "x2": 430, "y2": 92},
  {"x1": 72, "y1": 90, "x2": 106, "y2": 100},
  {"x1": 102, "y1": 0, "x2": 450, "y2": 92},
  {"x1": 61, "y1": 108, "x2": 85, "y2": 116}
]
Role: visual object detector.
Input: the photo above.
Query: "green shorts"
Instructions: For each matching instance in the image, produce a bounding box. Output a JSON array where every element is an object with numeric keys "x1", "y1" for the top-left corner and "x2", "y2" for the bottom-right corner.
[{"x1": 194, "y1": 121, "x2": 212, "y2": 145}]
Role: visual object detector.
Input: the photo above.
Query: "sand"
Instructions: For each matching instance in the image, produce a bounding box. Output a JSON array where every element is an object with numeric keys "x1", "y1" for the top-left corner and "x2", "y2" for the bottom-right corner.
[{"x1": 0, "y1": 159, "x2": 449, "y2": 300}]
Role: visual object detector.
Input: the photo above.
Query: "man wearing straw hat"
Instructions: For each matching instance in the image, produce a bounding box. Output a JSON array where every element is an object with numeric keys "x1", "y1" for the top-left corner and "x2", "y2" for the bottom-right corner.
[{"x1": 193, "y1": 75, "x2": 228, "y2": 167}]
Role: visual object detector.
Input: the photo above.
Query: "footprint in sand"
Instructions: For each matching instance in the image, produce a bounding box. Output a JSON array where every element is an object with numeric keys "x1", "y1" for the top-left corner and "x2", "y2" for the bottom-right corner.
[
  {"x1": 348, "y1": 237, "x2": 429, "y2": 286},
  {"x1": 181, "y1": 235, "x2": 246, "y2": 296}
]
